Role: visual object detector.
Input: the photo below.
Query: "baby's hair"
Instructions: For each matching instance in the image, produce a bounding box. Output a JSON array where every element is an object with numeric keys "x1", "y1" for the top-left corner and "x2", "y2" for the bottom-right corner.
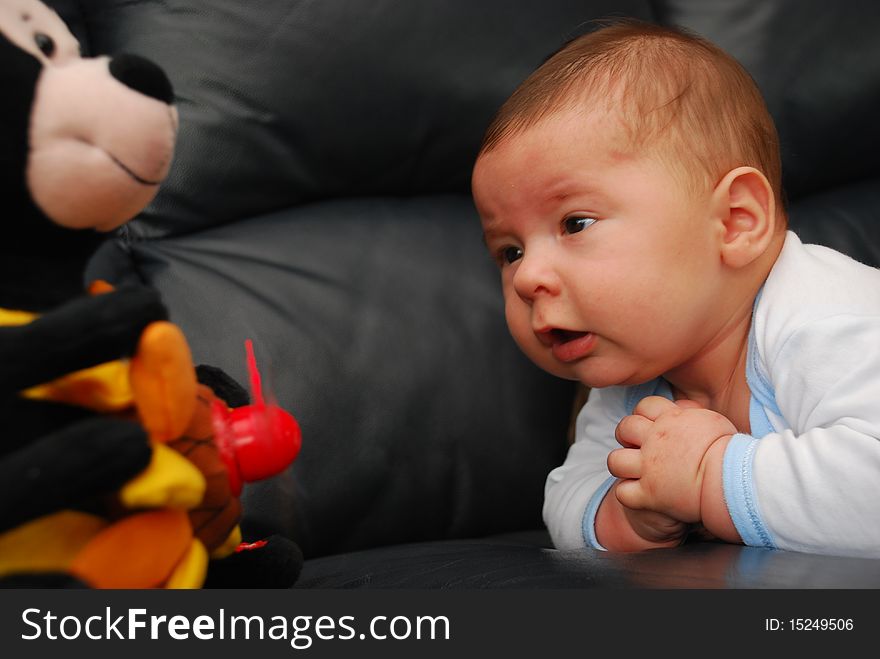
[{"x1": 479, "y1": 19, "x2": 783, "y2": 208}]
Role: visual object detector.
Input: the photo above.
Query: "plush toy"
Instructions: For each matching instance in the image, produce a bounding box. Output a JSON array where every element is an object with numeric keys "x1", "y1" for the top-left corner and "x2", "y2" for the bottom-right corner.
[{"x1": 0, "y1": 0, "x2": 303, "y2": 588}]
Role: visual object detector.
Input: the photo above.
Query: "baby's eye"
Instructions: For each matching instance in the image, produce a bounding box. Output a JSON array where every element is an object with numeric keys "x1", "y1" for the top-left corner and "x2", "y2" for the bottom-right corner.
[
  {"x1": 563, "y1": 216, "x2": 597, "y2": 234},
  {"x1": 35, "y1": 32, "x2": 56, "y2": 57},
  {"x1": 498, "y1": 245, "x2": 523, "y2": 265}
]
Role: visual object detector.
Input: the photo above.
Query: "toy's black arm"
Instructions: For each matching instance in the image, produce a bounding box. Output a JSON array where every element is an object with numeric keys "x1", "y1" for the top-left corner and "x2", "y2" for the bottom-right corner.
[
  {"x1": 0, "y1": 401, "x2": 150, "y2": 532},
  {"x1": 0, "y1": 285, "x2": 167, "y2": 396},
  {"x1": 2, "y1": 395, "x2": 94, "y2": 455}
]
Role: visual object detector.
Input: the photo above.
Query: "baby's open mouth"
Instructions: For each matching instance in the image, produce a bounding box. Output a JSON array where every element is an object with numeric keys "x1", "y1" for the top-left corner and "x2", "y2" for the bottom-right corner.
[
  {"x1": 546, "y1": 329, "x2": 596, "y2": 362},
  {"x1": 550, "y1": 329, "x2": 589, "y2": 345}
]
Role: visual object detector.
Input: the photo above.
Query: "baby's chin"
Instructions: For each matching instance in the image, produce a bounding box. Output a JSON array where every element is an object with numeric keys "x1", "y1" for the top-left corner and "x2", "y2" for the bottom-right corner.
[
  {"x1": 518, "y1": 336, "x2": 654, "y2": 388},
  {"x1": 561, "y1": 359, "x2": 655, "y2": 390}
]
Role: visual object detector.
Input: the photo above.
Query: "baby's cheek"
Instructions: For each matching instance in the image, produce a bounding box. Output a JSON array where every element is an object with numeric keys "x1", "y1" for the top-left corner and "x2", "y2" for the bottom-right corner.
[
  {"x1": 503, "y1": 297, "x2": 527, "y2": 334},
  {"x1": 505, "y1": 309, "x2": 546, "y2": 364}
]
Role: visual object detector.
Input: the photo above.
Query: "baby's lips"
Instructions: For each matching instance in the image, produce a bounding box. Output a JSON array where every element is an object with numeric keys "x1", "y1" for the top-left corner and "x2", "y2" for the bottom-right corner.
[
  {"x1": 550, "y1": 331, "x2": 596, "y2": 363},
  {"x1": 533, "y1": 326, "x2": 557, "y2": 347},
  {"x1": 534, "y1": 325, "x2": 591, "y2": 347}
]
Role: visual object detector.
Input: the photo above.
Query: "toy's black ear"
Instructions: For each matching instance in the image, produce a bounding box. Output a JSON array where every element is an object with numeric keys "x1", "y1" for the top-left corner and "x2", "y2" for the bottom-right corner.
[{"x1": 196, "y1": 365, "x2": 251, "y2": 408}]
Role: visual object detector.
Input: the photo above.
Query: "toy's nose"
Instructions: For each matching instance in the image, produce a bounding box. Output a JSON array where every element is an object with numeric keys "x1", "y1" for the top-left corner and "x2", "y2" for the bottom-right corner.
[{"x1": 108, "y1": 53, "x2": 174, "y2": 105}]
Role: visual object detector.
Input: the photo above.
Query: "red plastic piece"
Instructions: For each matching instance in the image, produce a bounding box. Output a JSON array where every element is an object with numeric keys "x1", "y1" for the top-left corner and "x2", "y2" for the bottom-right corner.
[
  {"x1": 235, "y1": 539, "x2": 269, "y2": 552},
  {"x1": 212, "y1": 339, "x2": 302, "y2": 495}
]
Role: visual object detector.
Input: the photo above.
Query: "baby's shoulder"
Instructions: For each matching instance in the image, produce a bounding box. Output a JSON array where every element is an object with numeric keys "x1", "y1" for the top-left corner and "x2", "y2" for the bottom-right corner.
[
  {"x1": 752, "y1": 232, "x2": 880, "y2": 377},
  {"x1": 759, "y1": 232, "x2": 880, "y2": 327}
]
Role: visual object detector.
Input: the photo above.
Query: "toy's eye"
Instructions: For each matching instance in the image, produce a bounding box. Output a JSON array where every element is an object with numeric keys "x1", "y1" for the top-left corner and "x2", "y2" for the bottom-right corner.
[
  {"x1": 500, "y1": 245, "x2": 523, "y2": 265},
  {"x1": 35, "y1": 32, "x2": 55, "y2": 57},
  {"x1": 563, "y1": 216, "x2": 597, "y2": 234}
]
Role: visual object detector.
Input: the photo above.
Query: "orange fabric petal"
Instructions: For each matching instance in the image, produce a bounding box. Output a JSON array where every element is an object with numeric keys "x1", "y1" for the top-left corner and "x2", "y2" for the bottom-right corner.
[
  {"x1": 130, "y1": 322, "x2": 197, "y2": 443},
  {"x1": 70, "y1": 510, "x2": 194, "y2": 589}
]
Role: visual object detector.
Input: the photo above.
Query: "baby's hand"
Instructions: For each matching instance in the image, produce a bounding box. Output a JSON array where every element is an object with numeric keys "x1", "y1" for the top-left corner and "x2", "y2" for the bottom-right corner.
[{"x1": 608, "y1": 396, "x2": 736, "y2": 524}]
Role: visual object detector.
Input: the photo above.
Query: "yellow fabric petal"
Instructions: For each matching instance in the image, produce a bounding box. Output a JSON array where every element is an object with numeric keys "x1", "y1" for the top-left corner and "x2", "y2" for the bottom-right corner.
[
  {"x1": 3, "y1": 305, "x2": 134, "y2": 411},
  {"x1": 22, "y1": 360, "x2": 134, "y2": 411},
  {"x1": 0, "y1": 307, "x2": 37, "y2": 325},
  {"x1": 119, "y1": 443, "x2": 206, "y2": 509},
  {"x1": 164, "y1": 539, "x2": 209, "y2": 589},
  {"x1": 209, "y1": 525, "x2": 242, "y2": 559}
]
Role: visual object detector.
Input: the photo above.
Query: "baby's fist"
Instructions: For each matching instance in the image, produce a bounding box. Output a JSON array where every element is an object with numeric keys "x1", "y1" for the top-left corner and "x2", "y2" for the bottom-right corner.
[{"x1": 610, "y1": 396, "x2": 736, "y2": 523}]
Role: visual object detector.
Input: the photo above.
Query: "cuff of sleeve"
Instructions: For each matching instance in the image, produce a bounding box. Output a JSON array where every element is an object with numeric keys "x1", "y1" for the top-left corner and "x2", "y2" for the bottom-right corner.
[
  {"x1": 582, "y1": 476, "x2": 616, "y2": 551},
  {"x1": 722, "y1": 433, "x2": 776, "y2": 549}
]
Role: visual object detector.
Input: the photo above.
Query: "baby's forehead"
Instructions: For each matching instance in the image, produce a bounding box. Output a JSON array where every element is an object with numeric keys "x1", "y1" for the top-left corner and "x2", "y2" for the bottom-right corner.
[
  {"x1": 479, "y1": 106, "x2": 642, "y2": 179},
  {"x1": 474, "y1": 111, "x2": 708, "y2": 218}
]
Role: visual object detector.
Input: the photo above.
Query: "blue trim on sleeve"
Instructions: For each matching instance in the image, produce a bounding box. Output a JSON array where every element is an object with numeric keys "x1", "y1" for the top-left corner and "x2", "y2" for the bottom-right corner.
[
  {"x1": 722, "y1": 434, "x2": 776, "y2": 549},
  {"x1": 745, "y1": 289, "x2": 783, "y2": 420},
  {"x1": 748, "y1": 395, "x2": 775, "y2": 438},
  {"x1": 582, "y1": 476, "x2": 616, "y2": 550}
]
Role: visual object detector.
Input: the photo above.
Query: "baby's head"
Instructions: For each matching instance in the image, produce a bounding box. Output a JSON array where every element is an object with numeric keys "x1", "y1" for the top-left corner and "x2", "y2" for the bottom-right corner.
[
  {"x1": 472, "y1": 21, "x2": 787, "y2": 388},
  {"x1": 479, "y1": 20, "x2": 784, "y2": 204}
]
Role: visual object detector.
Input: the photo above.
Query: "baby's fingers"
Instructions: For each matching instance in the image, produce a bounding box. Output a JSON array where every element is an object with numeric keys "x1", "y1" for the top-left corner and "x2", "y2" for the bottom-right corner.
[
  {"x1": 615, "y1": 414, "x2": 652, "y2": 447},
  {"x1": 607, "y1": 448, "x2": 642, "y2": 480},
  {"x1": 632, "y1": 395, "x2": 678, "y2": 420},
  {"x1": 614, "y1": 479, "x2": 648, "y2": 510}
]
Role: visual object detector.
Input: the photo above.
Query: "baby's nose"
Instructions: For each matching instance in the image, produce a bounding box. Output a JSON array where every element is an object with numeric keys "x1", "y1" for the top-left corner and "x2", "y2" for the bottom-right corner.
[{"x1": 512, "y1": 253, "x2": 562, "y2": 302}]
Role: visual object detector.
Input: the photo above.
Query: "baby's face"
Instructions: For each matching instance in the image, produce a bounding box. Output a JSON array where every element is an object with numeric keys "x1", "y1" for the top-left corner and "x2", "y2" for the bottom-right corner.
[{"x1": 472, "y1": 108, "x2": 726, "y2": 388}]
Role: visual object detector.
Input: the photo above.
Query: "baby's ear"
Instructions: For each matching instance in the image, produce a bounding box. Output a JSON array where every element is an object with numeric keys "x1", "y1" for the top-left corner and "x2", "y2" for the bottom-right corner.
[{"x1": 711, "y1": 167, "x2": 778, "y2": 269}]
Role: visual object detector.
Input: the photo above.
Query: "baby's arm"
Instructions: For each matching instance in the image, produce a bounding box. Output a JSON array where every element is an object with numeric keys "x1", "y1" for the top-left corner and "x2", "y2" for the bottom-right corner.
[
  {"x1": 728, "y1": 315, "x2": 880, "y2": 557},
  {"x1": 697, "y1": 434, "x2": 740, "y2": 543},
  {"x1": 594, "y1": 483, "x2": 688, "y2": 550}
]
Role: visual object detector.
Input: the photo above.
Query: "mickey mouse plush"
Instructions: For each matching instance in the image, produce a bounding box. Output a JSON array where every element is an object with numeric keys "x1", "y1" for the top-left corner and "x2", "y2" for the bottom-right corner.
[{"x1": 0, "y1": 0, "x2": 302, "y2": 588}]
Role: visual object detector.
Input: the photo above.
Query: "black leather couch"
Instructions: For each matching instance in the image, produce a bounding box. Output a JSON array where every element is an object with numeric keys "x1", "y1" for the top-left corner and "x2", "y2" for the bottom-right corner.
[{"x1": 58, "y1": 0, "x2": 880, "y2": 587}]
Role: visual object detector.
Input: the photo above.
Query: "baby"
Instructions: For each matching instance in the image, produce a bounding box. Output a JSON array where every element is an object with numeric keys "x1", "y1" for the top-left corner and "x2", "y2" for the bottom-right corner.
[{"x1": 471, "y1": 20, "x2": 880, "y2": 558}]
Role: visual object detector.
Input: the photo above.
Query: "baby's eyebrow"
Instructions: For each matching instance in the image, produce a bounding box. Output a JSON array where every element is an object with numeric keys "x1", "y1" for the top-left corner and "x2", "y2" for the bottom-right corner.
[
  {"x1": 481, "y1": 225, "x2": 506, "y2": 247},
  {"x1": 542, "y1": 178, "x2": 577, "y2": 197},
  {"x1": 543, "y1": 186, "x2": 572, "y2": 202},
  {"x1": 541, "y1": 177, "x2": 602, "y2": 205},
  {"x1": 479, "y1": 214, "x2": 499, "y2": 237}
]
